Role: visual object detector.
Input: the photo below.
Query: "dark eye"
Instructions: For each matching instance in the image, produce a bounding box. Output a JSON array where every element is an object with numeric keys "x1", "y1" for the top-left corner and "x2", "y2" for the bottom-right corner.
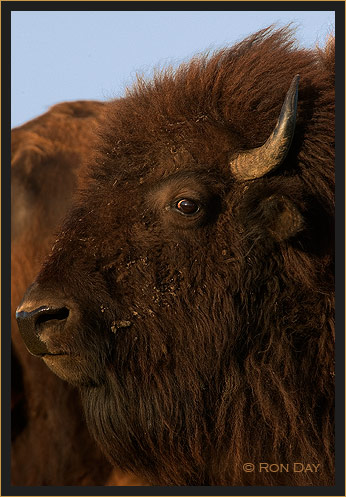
[{"x1": 175, "y1": 198, "x2": 200, "y2": 215}]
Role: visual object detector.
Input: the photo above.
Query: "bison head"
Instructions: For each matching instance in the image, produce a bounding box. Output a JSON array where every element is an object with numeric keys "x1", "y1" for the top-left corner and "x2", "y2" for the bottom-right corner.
[{"x1": 15, "y1": 28, "x2": 334, "y2": 485}]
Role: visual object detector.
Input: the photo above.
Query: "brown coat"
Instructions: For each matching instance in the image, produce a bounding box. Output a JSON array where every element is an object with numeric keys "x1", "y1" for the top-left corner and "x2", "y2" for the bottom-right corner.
[{"x1": 14, "y1": 27, "x2": 335, "y2": 486}]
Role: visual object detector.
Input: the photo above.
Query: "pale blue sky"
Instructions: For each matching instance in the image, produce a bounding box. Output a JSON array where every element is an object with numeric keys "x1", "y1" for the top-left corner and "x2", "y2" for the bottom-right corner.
[{"x1": 11, "y1": 10, "x2": 335, "y2": 128}]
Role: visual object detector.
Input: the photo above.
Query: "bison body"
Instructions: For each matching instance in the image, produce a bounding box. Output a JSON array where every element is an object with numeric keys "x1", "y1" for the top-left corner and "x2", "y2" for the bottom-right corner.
[{"x1": 15, "y1": 28, "x2": 335, "y2": 486}]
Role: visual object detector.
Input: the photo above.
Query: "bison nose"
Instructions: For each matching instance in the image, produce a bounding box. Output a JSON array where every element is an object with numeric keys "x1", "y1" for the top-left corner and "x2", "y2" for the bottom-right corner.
[{"x1": 16, "y1": 305, "x2": 70, "y2": 356}]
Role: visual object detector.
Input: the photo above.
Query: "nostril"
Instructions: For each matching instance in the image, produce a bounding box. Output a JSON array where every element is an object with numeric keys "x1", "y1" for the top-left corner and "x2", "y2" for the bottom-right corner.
[
  {"x1": 16, "y1": 305, "x2": 71, "y2": 356},
  {"x1": 35, "y1": 307, "x2": 70, "y2": 329}
]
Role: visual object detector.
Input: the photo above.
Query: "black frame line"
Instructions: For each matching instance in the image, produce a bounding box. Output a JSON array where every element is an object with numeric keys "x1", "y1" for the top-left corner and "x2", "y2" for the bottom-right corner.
[{"x1": 2, "y1": 2, "x2": 344, "y2": 496}]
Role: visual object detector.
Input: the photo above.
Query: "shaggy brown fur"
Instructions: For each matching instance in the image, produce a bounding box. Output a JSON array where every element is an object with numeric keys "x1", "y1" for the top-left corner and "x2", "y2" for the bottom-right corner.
[
  {"x1": 12, "y1": 101, "x2": 144, "y2": 485},
  {"x1": 17, "y1": 27, "x2": 334, "y2": 486}
]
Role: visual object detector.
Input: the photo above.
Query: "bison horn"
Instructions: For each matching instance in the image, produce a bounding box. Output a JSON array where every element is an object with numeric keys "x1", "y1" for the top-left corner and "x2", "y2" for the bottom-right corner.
[{"x1": 230, "y1": 74, "x2": 299, "y2": 181}]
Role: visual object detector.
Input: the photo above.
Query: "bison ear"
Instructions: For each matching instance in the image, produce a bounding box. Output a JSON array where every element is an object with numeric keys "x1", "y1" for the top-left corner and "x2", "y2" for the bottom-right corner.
[
  {"x1": 237, "y1": 187, "x2": 304, "y2": 243},
  {"x1": 260, "y1": 194, "x2": 304, "y2": 242}
]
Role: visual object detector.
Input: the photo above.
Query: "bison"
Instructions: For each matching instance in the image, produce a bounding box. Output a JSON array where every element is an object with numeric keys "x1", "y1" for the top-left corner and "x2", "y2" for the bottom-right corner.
[{"x1": 15, "y1": 27, "x2": 335, "y2": 486}]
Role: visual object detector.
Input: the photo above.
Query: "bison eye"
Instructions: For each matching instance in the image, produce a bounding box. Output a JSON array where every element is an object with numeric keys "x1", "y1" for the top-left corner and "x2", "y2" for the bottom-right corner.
[{"x1": 175, "y1": 198, "x2": 200, "y2": 215}]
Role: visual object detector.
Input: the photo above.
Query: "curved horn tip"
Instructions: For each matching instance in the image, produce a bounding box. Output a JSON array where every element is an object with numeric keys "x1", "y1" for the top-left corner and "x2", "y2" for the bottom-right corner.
[
  {"x1": 280, "y1": 74, "x2": 299, "y2": 119},
  {"x1": 292, "y1": 74, "x2": 300, "y2": 85},
  {"x1": 290, "y1": 74, "x2": 300, "y2": 97}
]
